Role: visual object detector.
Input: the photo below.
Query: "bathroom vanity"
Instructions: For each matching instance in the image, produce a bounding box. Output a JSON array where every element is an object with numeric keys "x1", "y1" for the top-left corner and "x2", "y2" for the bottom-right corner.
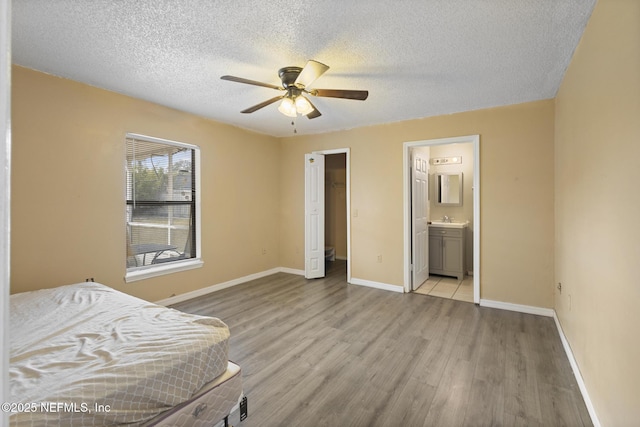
[{"x1": 429, "y1": 222, "x2": 467, "y2": 280}]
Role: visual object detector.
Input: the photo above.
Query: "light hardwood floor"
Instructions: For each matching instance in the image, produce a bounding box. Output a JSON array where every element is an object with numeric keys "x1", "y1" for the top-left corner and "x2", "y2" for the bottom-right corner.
[{"x1": 172, "y1": 261, "x2": 592, "y2": 427}]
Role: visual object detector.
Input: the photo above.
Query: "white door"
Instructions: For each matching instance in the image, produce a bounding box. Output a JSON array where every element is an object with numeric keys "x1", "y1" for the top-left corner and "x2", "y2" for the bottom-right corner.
[
  {"x1": 305, "y1": 153, "x2": 325, "y2": 279},
  {"x1": 411, "y1": 148, "x2": 430, "y2": 290}
]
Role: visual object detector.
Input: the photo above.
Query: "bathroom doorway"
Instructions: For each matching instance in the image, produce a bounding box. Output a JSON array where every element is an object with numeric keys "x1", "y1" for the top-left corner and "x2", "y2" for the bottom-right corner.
[{"x1": 403, "y1": 135, "x2": 480, "y2": 303}]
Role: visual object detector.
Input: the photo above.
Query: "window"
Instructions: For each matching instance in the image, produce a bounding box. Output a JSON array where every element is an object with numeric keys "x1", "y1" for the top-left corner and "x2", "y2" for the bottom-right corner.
[{"x1": 125, "y1": 134, "x2": 202, "y2": 281}]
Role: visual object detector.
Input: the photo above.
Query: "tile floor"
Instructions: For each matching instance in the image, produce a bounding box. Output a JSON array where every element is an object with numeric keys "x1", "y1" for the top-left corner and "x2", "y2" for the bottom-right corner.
[{"x1": 413, "y1": 274, "x2": 474, "y2": 302}]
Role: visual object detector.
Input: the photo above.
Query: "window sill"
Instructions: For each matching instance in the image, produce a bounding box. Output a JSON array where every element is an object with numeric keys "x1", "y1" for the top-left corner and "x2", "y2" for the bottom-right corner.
[{"x1": 125, "y1": 258, "x2": 203, "y2": 283}]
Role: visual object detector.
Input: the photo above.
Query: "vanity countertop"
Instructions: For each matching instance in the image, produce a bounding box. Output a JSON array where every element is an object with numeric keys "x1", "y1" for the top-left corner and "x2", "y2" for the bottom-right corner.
[{"x1": 429, "y1": 221, "x2": 468, "y2": 229}]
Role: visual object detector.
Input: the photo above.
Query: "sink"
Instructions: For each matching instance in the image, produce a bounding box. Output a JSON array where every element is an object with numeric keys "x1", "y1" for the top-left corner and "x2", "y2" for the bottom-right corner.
[{"x1": 429, "y1": 220, "x2": 467, "y2": 229}]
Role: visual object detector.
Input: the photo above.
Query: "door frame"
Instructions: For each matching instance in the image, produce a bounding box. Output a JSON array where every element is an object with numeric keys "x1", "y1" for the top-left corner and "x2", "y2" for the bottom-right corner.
[
  {"x1": 403, "y1": 135, "x2": 480, "y2": 303},
  {"x1": 308, "y1": 148, "x2": 351, "y2": 283},
  {"x1": 1, "y1": 0, "x2": 11, "y2": 419}
]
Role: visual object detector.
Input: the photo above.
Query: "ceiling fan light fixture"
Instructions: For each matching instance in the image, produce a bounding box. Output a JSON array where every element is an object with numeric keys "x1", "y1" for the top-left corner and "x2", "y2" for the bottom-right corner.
[
  {"x1": 294, "y1": 95, "x2": 314, "y2": 116},
  {"x1": 278, "y1": 94, "x2": 314, "y2": 117},
  {"x1": 222, "y1": 60, "x2": 368, "y2": 120},
  {"x1": 278, "y1": 97, "x2": 297, "y2": 118}
]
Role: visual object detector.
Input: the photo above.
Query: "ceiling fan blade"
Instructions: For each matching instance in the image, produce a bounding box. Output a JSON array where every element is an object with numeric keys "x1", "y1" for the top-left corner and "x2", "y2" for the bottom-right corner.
[
  {"x1": 221, "y1": 75, "x2": 283, "y2": 91},
  {"x1": 312, "y1": 88, "x2": 369, "y2": 100},
  {"x1": 241, "y1": 96, "x2": 283, "y2": 114},
  {"x1": 294, "y1": 60, "x2": 329, "y2": 88},
  {"x1": 306, "y1": 109, "x2": 322, "y2": 119},
  {"x1": 304, "y1": 98, "x2": 322, "y2": 119}
]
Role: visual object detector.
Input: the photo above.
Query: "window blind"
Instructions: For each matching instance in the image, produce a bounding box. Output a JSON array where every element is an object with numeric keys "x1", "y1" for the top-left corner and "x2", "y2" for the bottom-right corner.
[{"x1": 126, "y1": 135, "x2": 196, "y2": 268}]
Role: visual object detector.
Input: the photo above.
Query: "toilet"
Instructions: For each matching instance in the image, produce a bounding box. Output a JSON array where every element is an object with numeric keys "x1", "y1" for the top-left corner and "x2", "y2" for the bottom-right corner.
[{"x1": 324, "y1": 246, "x2": 335, "y2": 262}]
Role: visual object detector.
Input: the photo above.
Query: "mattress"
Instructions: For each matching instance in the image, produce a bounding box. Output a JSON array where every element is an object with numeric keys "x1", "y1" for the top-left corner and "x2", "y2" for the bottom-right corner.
[
  {"x1": 9, "y1": 282, "x2": 230, "y2": 426},
  {"x1": 143, "y1": 361, "x2": 242, "y2": 427}
]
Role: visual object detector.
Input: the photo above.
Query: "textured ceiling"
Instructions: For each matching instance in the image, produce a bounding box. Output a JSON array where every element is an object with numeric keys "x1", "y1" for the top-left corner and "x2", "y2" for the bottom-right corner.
[{"x1": 12, "y1": 1, "x2": 595, "y2": 137}]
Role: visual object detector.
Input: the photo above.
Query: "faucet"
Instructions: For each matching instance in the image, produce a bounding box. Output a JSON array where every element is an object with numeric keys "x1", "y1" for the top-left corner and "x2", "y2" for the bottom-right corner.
[{"x1": 442, "y1": 215, "x2": 451, "y2": 223}]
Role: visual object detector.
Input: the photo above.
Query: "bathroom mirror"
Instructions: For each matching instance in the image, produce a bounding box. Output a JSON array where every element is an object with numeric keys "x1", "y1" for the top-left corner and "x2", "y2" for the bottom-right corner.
[{"x1": 435, "y1": 172, "x2": 463, "y2": 206}]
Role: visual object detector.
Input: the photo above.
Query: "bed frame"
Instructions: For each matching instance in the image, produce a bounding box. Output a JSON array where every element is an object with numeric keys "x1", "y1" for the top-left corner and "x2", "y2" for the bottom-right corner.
[
  {"x1": 143, "y1": 361, "x2": 247, "y2": 427},
  {"x1": 9, "y1": 282, "x2": 247, "y2": 426}
]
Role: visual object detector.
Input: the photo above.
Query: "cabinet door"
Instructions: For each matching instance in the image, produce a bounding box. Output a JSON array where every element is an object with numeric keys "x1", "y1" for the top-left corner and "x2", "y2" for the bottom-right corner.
[
  {"x1": 429, "y1": 235, "x2": 443, "y2": 271},
  {"x1": 443, "y1": 236, "x2": 462, "y2": 272}
]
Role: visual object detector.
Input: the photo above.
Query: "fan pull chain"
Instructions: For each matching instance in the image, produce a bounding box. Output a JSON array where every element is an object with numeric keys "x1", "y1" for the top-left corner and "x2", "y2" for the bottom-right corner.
[{"x1": 291, "y1": 120, "x2": 297, "y2": 134}]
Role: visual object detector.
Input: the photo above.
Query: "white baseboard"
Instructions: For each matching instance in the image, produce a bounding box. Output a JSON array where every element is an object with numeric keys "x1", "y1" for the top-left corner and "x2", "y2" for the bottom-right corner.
[
  {"x1": 350, "y1": 277, "x2": 404, "y2": 293},
  {"x1": 479, "y1": 299, "x2": 601, "y2": 427},
  {"x1": 279, "y1": 267, "x2": 305, "y2": 276},
  {"x1": 552, "y1": 312, "x2": 601, "y2": 427},
  {"x1": 479, "y1": 299, "x2": 554, "y2": 317},
  {"x1": 157, "y1": 268, "x2": 405, "y2": 306},
  {"x1": 155, "y1": 267, "x2": 283, "y2": 306}
]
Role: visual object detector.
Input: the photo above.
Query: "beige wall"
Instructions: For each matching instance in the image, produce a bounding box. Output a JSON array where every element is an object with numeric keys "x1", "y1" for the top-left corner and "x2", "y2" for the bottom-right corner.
[
  {"x1": 280, "y1": 99, "x2": 555, "y2": 307},
  {"x1": 554, "y1": 0, "x2": 640, "y2": 425},
  {"x1": 11, "y1": 66, "x2": 282, "y2": 302},
  {"x1": 12, "y1": 66, "x2": 556, "y2": 311}
]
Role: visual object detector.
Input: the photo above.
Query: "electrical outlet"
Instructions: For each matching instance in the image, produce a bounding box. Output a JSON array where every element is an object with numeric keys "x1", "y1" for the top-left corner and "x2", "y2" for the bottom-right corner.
[
  {"x1": 377, "y1": 255, "x2": 382, "y2": 263},
  {"x1": 353, "y1": 209, "x2": 359, "y2": 217},
  {"x1": 262, "y1": 248, "x2": 267, "y2": 255}
]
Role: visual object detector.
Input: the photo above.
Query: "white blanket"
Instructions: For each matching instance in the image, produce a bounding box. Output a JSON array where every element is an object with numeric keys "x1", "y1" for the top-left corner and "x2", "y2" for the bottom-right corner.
[{"x1": 10, "y1": 282, "x2": 230, "y2": 426}]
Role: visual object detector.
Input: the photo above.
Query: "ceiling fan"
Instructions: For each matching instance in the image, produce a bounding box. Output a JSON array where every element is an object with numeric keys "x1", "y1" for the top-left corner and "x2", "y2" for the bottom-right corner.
[{"x1": 221, "y1": 60, "x2": 368, "y2": 119}]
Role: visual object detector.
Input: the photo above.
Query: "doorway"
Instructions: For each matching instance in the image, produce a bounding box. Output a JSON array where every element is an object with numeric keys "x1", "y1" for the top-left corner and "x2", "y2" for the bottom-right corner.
[
  {"x1": 403, "y1": 135, "x2": 480, "y2": 303},
  {"x1": 305, "y1": 148, "x2": 351, "y2": 282}
]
